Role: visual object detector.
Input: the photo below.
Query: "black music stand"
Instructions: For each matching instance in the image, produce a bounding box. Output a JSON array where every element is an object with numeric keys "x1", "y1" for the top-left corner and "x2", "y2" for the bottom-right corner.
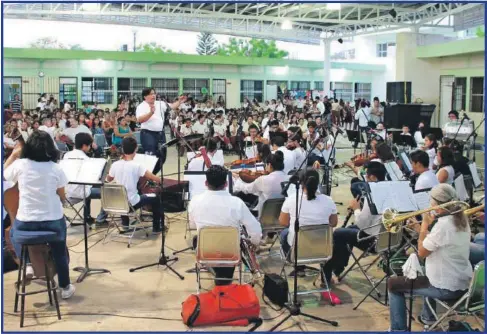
[
  {"x1": 129, "y1": 138, "x2": 184, "y2": 280},
  {"x1": 61, "y1": 158, "x2": 111, "y2": 283},
  {"x1": 346, "y1": 130, "x2": 359, "y2": 154},
  {"x1": 428, "y1": 127, "x2": 443, "y2": 143},
  {"x1": 393, "y1": 133, "x2": 415, "y2": 148}
]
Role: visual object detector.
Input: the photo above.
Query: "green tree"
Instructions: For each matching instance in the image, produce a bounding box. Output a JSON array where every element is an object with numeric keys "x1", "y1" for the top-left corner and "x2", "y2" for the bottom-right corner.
[
  {"x1": 476, "y1": 26, "x2": 485, "y2": 38},
  {"x1": 28, "y1": 37, "x2": 66, "y2": 49},
  {"x1": 136, "y1": 42, "x2": 173, "y2": 54},
  {"x1": 69, "y1": 44, "x2": 84, "y2": 50},
  {"x1": 196, "y1": 32, "x2": 218, "y2": 55},
  {"x1": 217, "y1": 38, "x2": 288, "y2": 59}
]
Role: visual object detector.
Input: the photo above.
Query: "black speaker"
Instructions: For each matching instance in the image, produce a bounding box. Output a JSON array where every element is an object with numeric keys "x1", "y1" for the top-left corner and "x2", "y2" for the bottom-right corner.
[{"x1": 386, "y1": 82, "x2": 412, "y2": 103}]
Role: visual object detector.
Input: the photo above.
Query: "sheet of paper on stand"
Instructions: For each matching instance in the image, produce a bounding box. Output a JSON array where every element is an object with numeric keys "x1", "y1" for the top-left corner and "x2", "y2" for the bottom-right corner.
[
  {"x1": 400, "y1": 152, "x2": 413, "y2": 172},
  {"x1": 368, "y1": 181, "x2": 418, "y2": 214},
  {"x1": 469, "y1": 162, "x2": 482, "y2": 188},
  {"x1": 59, "y1": 158, "x2": 106, "y2": 185},
  {"x1": 384, "y1": 161, "x2": 405, "y2": 181},
  {"x1": 134, "y1": 154, "x2": 158, "y2": 173},
  {"x1": 454, "y1": 174, "x2": 469, "y2": 201},
  {"x1": 413, "y1": 191, "x2": 431, "y2": 210}
]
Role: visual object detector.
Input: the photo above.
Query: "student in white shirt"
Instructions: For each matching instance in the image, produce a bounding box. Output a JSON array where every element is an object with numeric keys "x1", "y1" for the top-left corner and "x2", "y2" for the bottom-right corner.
[
  {"x1": 187, "y1": 138, "x2": 224, "y2": 171},
  {"x1": 63, "y1": 133, "x2": 107, "y2": 225},
  {"x1": 4, "y1": 131, "x2": 75, "y2": 299},
  {"x1": 323, "y1": 162, "x2": 385, "y2": 289},
  {"x1": 388, "y1": 183, "x2": 472, "y2": 330},
  {"x1": 436, "y1": 146, "x2": 455, "y2": 185},
  {"x1": 354, "y1": 100, "x2": 371, "y2": 148},
  {"x1": 189, "y1": 165, "x2": 262, "y2": 285},
  {"x1": 375, "y1": 122, "x2": 387, "y2": 140},
  {"x1": 62, "y1": 117, "x2": 92, "y2": 143},
  {"x1": 410, "y1": 150, "x2": 440, "y2": 191},
  {"x1": 423, "y1": 133, "x2": 438, "y2": 170},
  {"x1": 414, "y1": 122, "x2": 426, "y2": 147},
  {"x1": 192, "y1": 114, "x2": 208, "y2": 136},
  {"x1": 280, "y1": 168, "x2": 338, "y2": 301},
  {"x1": 234, "y1": 151, "x2": 288, "y2": 218},
  {"x1": 316, "y1": 96, "x2": 325, "y2": 115},
  {"x1": 271, "y1": 135, "x2": 295, "y2": 174},
  {"x1": 136, "y1": 87, "x2": 186, "y2": 175},
  {"x1": 106, "y1": 137, "x2": 163, "y2": 233}
]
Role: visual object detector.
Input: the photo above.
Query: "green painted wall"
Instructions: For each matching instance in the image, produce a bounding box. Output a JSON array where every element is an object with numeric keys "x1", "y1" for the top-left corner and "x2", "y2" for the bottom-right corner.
[{"x1": 416, "y1": 37, "x2": 484, "y2": 58}]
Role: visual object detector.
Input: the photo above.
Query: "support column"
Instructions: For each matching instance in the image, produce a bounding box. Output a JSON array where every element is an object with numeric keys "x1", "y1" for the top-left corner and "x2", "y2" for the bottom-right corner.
[{"x1": 323, "y1": 39, "x2": 331, "y2": 95}]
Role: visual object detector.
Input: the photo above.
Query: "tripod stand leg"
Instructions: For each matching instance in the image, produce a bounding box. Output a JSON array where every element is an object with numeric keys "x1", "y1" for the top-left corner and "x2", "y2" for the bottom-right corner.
[
  {"x1": 353, "y1": 274, "x2": 387, "y2": 310},
  {"x1": 163, "y1": 262, "x2": 185, "y2": 280},
  {"x1": 300, "y1": 312, "x2": 339, "y2": 327},
  {"x1": 269, "y1": 313, "x2": 292, "y2": 332}
]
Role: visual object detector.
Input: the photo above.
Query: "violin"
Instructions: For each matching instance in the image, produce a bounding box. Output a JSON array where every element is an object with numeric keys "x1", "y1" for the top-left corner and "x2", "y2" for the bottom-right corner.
[
  {"x1": 238, "y1": 169, "x2": 269, "y2": 183},
  {"x1": 229, "y1": 157, "x2": 261, "y2": 168},
  {"x1": 351, "y1": 152, "x2": 378, "y2": 167}
]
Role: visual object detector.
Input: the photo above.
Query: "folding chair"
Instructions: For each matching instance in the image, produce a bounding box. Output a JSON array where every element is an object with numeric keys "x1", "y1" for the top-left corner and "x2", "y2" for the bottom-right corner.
[
  {"x1": 195, "y1": 226, "x2": 242, "y2": 294},
  {"x1": 279, "y1": 225, "x2": 336, "y2": 304},
  {"x1": 425, "y1": 261, "x2": 485, "y2": 332},
  {"x1": 101, "y1": 183, "x2": 149, "y2": 248},
  {"x1": 93, "y1": 134, "x2": 109, "y2": 157},
  {"x1": 63, "y1": 197, "x2": 85, "y2": 228},
  {"x1": 56, "y1": 141, "x2": 69, "y2": 152},
  {"x1": 353, "y1": 224, "x2": 406, "y2": 310},
  {"x1": 133, "y1": 131, "x2": 142, "y2": 152},
  {"x1": 258, "y1": 198, "x2": 285, "y2": 255}
]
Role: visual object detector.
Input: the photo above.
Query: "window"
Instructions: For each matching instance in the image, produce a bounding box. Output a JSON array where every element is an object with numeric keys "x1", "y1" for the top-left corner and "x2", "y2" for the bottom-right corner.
[
  {"x1": 333, "y1": 82, "x2": 353, "y2": 102},
  {"x1": 290, "y1": 81, "x2": 310, "y2": 91},
  {"x1": 81, "y1": 77, "x2": 113, "y2": 104},
  {"x1": 376, "y1": 42, "x2": 395, "y2": 58},
  {"x1": 151, "y1": 78, "x2": 179, "y2": 102},
  {"x1": 117, "y1": 78, "x2": 146, "y2": 100},
  {"x1": 59, "y1": 77, "x2": 77, "y2": 109},
  {"x1": 3, "y1": 77, "x2": 22, "y2": 108},
  {"x1": 267, "y1": 80, "x2": 288, "y2": 99},
  {"x1": 183, "y1": 78, "x2": 209, "y2": 101},
  {"x1": 354, "y1": 83, "x2": 372, "y2": 101},
  {"x1": 314, "y1": 81, "x2": 324, "y2": 91},
  {"x1": 453, "y1": 77, "x2": 467, "y2": 111},
  {"x1": 470, "y1": 77, "x2": 484, "y2": 113},
  {"x1": 240, "y1": 80, "x2": 263, "y2": 103},
  {"x1": 212, "y1": 79, "x2": 226, "y2": 105}
]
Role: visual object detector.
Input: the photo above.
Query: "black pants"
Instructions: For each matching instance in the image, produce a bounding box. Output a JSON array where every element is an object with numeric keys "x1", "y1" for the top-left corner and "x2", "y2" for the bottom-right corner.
[{"x1": 140, "y1": 129, "x2": 166, "y2": 175}]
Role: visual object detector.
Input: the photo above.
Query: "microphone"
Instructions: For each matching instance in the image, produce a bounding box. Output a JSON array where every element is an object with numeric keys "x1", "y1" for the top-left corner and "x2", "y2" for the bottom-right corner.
[
  {"x1": 335, "y1": 126, "x2": 345, "y2": 136},
  {"x1": 462, "y1": 113, "x2": 470, "y2": 121}
]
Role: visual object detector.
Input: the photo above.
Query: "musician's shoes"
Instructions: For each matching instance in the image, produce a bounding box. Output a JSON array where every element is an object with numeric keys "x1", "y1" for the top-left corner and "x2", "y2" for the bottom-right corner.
[
  {"x1": 25, "y1": 264, "x2": 34, "y2": 280},
  {"x1": 61, "y1": 284, "x2": 76, "y2": 299},
  {"x1": 321, "y1": 291, "x2": 342, "y2": 305},
  {"x1": 152, "y1": 227, "x2": 162, "y2": 234},
  {"x1": 95, "y1": 220, "x2": 108, "y2": 228},
  {"x1": 418, "y1": 315, "x2": 435, "y2": 326},
  {"x1": 84, "y1": 217, "x2": 95, "y2": 225}
]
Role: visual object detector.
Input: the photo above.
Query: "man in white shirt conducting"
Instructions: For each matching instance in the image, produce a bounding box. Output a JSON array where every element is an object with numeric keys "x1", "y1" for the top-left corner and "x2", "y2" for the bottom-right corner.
[
  {"x1": 189, "y1": 165, "x2": 262, "y2": 285},
  {"x1": 136, "y1": 87, "x2": 186, "y2": 175},
  {"x1": 64, "y1": 133, "x2": 107, "y2": 226},
  {"x1": 322, "y1": 162, "x2": 387, "y2": 283}
]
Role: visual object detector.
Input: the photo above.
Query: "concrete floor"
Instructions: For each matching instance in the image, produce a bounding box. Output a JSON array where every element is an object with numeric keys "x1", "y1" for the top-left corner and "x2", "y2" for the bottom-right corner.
[{"x1": 3, "y1": 135, "x2": 484, "y2": 331}]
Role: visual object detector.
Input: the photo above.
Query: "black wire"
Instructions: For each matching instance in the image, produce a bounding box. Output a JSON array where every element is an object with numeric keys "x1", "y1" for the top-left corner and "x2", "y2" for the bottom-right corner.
[
  {"x1": 3, "y1": 311, "x2": 180, "y2": 321},
  {"x1": 67, "y1": 228, "x2": 107, "y2": 249}
]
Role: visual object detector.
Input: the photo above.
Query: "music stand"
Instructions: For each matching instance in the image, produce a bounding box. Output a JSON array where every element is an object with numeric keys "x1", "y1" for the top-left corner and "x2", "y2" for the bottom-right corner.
[
  {"x1": 60, "y1": 158, "x2": 111, "y2": 283},
  {"x1": 428, "y1": 127, "x2": 443, "y2": 143},
  {"x1": 393, "y1": 133, "x2": 415, "y2": 148}
]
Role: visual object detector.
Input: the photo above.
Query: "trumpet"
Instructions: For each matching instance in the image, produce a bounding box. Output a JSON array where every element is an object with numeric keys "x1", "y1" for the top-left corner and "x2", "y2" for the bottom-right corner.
[
  {"x1": 382, "y1": 201, "x2": 471, "y2": 233},
  {"x1": 464, "y1": 204, "x2": 485, "y2": 217}
]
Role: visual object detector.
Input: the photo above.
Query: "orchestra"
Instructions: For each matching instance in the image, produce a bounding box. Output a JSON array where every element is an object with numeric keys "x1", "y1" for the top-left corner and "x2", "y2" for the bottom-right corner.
[{"x1": 3, "y1": 86, "x2": 484, "y2": 332}]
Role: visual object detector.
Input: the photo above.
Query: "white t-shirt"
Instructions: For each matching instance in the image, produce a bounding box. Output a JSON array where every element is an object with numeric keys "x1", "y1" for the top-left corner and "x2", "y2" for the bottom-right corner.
[
  {"x1": 438, "y1": 165, "x2": 455, "y2": 185},
  {"x1": 414, "y1": 131, "x2": 424, "y2": 146},
  {"x1": 281, "y1": 191, "x2": 337, "y2": 246},
  {"x1": 423, "y1": 215, "x2": 473, "y2": 291},
  {"x1": 109, "y1": 160, "x2": 147, "y2": 206},
  {"x1": 136, "y1": 101, "x2": 166, "y2": 132},
  {"x1": 277, "y1": 146, "x2": 296, "y2": 174},
  {"x1": 415, "y1": 169, "x2": 440, "y2": 191},
  {"x1": 355, "y1": 108, "x2": 370, "y2": 128},
  {"x1": 63, "y1": 103, "x2": 71, "y2": 112},
  {"x1": 3, "y1": 181, "x2": 14, "y2": 220},
  {"x1": 63, "y1": 125, "x2": 91, "y2": 143},
  {"x1": 317, "y1": 101, "x2": 325, "y2": 115},
  {"x1": 4, "y1": 159, "x2": 68, "y2": 221}
]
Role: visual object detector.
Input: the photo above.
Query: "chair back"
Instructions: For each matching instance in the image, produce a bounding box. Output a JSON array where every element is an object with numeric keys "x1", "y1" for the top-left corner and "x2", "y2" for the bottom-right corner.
[
  {"x1": 101, "y1": 183, "x2": 131, "y2": 215},
  {"x1": 56, "y1": 141, "x2": 68, "y2": 152},
  {"x1": 94, "y1": 133, "x2": 108, "y2": 148},
  {"x1": 260, "y1": 198, "x2": 285, "y2": 232},
  {"x1": 290, "y1": 225, "x2": 333, "y2": 265},
  {"x1": 134, "y1": 131, "x2": 141, "y2": 145},
  {"x1": 375, "y1": 224, "x2": 403, "y2": 254},
  {"x1": 196, "y1": 226, "x2": 240, "y2": 267},
  {"x1": 465, "y1": 261, "x2": 485, "y2": 313}
]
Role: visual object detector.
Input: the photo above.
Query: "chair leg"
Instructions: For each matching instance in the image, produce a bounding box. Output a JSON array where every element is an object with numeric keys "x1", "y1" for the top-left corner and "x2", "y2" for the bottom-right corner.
[
  {"x1": 356, "y1": 255, "x2": 381, "y2": 298},
  {"x1": 196, "y1": 264, "x2": 201, "y2": 294},
  {"x1": 20, "y1": 246, "x2": 28, "y2": 328},
  {"x1": 14, "y1": 246, "x2": 24, "y2": 313},
  {"x1": 103, "y1": 215, "x2": 115, "y2": 244},
  {"x1": 338, "y1": 246, "x2": 366, "y2": 282},
  {"x1": 43, "y1": 251, "x2": 53, "y2": 306},
  {"x1": 47, "y1": 249, "x2": 62, "y2": 320},
  {"x1": 426, "y1": 295, "x2": 468, "y2": 332},
  {"x1": 239, "y1": 263, "x2": 242, "y2": 285}
]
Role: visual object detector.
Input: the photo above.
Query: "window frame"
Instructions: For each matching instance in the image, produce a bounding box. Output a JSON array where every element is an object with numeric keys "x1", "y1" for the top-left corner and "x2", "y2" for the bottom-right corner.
[
  {"x1": 3, "y1": 76, "x2": 22, "y2": 108},
  {"x1": 453, "y1": 77, "x2": 467, "y2": 112},
  {"x1": 290, "y1": 81, "x2": 311, "y2": 91},
  {"x1": 212, "y1": 79, "x2": 227, "y2": 105},
  {"x1": 240, "y1": 80, "x2": 264, "y2": 103},
  {"x1": 183, "y1": 78, "x2": 210, "y2": 102},
  {"x1": 81, "y1": 77, "x2": 114, "y2": 104},
  {"x1": 151, "y1": 78, "x2": 180, "y2": 103},
  {"x1": 470, "y1": 76, "x2": 485, "y2": 113},
  {"x1": 117, "y1": 77, "x2": 147, "y2": 100},
  {"x1": 376, "y1": 43, "x2": 388, "y2": 58},
  {"x1": 59, "y1": 77, "x2": 78, "y2": 109}
]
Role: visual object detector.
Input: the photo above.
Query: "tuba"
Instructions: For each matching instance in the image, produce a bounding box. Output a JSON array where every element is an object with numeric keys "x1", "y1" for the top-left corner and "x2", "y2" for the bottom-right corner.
[{"x1": 382, "y1": 201, "x2": 471, "y2": 233}]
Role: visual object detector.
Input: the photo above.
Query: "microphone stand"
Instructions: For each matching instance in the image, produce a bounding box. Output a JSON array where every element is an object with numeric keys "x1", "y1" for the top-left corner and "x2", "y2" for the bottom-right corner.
[
  {"x1": 450, "y1": 116, "x2": 467, "y2": 147},
  {"x1": 464, "y1": 116, "x2": 484, "y2": 163},
  {"x1": 319, "y1": 125, "x2": 343, "y2": 205},
  {"x1": 271, "y1": 133, "x2": 338, "y2": 332}
]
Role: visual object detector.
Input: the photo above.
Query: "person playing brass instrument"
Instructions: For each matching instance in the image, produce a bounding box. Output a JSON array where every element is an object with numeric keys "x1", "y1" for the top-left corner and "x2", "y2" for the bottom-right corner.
[{"x1": 388, "y1": 184, "x2": 473, "y2": 331}]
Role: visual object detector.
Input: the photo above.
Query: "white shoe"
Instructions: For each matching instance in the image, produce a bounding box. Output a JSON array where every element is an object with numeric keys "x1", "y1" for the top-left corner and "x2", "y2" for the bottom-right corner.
[
  {"x1": 61, "y1": 284, "x2": 76, "y2": 299},
  {"x1": 25, "y1": 265, "x2": 34, "y2": 280}
]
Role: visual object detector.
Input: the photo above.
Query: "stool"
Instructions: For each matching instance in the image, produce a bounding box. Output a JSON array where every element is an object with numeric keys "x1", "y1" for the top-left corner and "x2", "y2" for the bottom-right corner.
[{"x1": 13, "y1": 230, "x2": 61, "y2": 327}]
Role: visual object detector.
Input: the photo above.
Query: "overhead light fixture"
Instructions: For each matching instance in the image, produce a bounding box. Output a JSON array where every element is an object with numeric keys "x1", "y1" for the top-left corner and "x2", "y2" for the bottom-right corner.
[
  {"x1": 337, "y1": 38, "x2": 343, "y2": 44},
  {"x1": 82, "y1": 3, "x2": 100, "y2": 12},
  {"x1": 389, "y1": 9, "x2": 397, "y2": 19},
  {"x1": 326, "y1": 3, "x2": 341, "y2": 11},
  {"x1": 281, "y1": 20, "x2": 293, "y2": 30}
]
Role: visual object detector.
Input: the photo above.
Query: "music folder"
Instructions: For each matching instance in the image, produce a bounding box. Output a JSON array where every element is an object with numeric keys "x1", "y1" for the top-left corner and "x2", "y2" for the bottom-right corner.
[
  {"x1": 59, "y1": 158, "x2": 107, "y2": 185},
  {"x1": 367, "y1": 181, "x2": 418, "y2": 214},
  {"x1": 134, "y1": 153, "x2": 159, "y2": 174}
]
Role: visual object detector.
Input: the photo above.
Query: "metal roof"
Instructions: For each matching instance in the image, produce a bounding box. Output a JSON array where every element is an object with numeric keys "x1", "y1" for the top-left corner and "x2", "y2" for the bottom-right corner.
[{"x1": 3, "y1": 2, "x2": 483, "y2": 45}]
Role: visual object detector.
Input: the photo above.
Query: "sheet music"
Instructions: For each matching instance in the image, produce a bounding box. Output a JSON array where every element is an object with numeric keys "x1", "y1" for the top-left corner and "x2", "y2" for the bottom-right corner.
[
  {"x1": 413, "y1": 191, "x2": 431, "y2": 210},
  {"x1": 400, "y1": 152, "x2": 413, "y2": 172},
  {"x1": 384, "y1": 161, "x2": 404, "y2": 181},
  {"x1": 469, "y1": 162, "x2": 482, "y2": 188},
  {"x1": 368, "y1": 181, "x2": 417, "y2": 214},
  {"x1": 59, "y1": 158, "x2": 106, "y2": 184},
  {"x1": 454, "y1": 174, "x2": 468, "y2": 201},
  {"x1": 134, "y1": 154, "x2": 158, "y2": 173},
  {"x1": 245, "y1": 146, "x2": 257, "y2": 159}
]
